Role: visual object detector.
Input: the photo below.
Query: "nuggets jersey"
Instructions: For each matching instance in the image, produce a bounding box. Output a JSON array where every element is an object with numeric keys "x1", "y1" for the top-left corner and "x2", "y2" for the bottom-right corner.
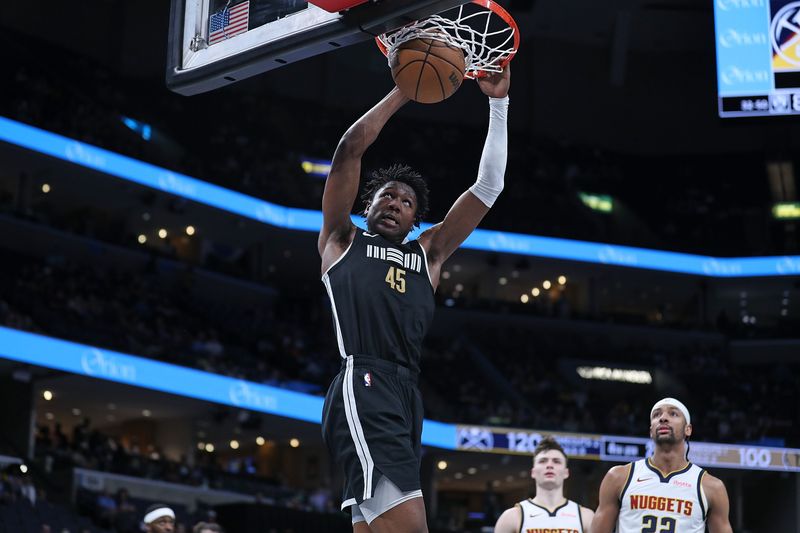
[
  {"x1": 322, "y1": 230, "x2": 435, "y2": 373},
  {"x1": 617, "y1": 458, "x2": 708, "y2": 533},
  {"x1": 517, "y1": 499, "x2": 585, "y2": 533}
]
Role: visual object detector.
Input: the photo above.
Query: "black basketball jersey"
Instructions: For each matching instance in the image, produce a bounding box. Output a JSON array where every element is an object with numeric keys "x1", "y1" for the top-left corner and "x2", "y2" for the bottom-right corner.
[{"x1": 322, "y1": 229, "x2": 435, "y2": 373}]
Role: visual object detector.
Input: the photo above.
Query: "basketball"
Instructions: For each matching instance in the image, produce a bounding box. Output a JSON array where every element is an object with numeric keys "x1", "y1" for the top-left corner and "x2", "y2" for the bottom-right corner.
[{"x1": 390, "y1": 37, "x2": 466, "y2": 104}]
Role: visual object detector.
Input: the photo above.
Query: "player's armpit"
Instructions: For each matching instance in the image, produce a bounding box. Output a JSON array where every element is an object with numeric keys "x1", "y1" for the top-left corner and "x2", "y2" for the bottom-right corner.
[
  {"x1": 493, "y1": 505, "x2": 522, "y2": 533},
  {"x1": 418, "y1": 191, "x2": 490, "y2": 284},
  {"x1": 703, "y1": 474, "x2": 734, "y2": 533},
  {"x1": 590, "y1": 464, "x2": 629, "y2": 533}
]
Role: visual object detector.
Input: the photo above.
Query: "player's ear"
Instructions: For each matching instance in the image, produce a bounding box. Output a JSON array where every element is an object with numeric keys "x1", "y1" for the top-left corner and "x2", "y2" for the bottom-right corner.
[
  {"x1": 685, "y1": 423, "x2": 693, "y2": 438},
  {"x1": 564, "y1": 467, "x2": 569, "y2": 480}
]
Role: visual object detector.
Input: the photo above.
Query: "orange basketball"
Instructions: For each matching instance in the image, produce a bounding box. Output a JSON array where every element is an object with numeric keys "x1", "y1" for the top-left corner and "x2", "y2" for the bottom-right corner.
[{"x1": 390, "y1": 38, "x2": 466, "y2": 104}]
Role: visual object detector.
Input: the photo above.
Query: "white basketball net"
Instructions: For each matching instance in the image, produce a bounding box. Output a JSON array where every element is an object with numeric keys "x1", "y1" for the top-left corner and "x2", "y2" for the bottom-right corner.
[{"x1": 378, "y1": 4, "x2": 516, "y2": 77}]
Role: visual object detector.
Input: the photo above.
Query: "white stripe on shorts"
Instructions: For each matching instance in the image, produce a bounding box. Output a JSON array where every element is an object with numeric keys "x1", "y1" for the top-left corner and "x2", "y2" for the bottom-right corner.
[{"x1": 342, "y1": 356, "x2": 374, "y2": 502}]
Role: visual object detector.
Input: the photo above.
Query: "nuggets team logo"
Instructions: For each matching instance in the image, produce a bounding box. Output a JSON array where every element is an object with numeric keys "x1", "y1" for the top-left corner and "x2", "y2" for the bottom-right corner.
[
  {"x1": 457, "y1": 427, "x2": 494, "y2": 451},
  {"x1": 364, "y1": 372, "x2": 372, "y2": 387},
  {"x1": 771, "y1": 1, "x2": 800, "y2": 69}
]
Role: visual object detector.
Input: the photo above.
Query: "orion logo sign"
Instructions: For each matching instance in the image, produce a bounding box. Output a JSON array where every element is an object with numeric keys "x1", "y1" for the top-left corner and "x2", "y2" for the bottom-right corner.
[
  {"x1": 80, "y1": 349, "x2": 137, "y2": 383},
  {"x1": 228, "y1": 381, "x2": 278, "y2": 411}
]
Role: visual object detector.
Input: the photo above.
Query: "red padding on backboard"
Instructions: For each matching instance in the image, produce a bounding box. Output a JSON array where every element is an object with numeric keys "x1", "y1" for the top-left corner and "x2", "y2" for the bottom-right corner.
[{"x1": 309, "y1": 0, "x2": 370, "y2": 12}]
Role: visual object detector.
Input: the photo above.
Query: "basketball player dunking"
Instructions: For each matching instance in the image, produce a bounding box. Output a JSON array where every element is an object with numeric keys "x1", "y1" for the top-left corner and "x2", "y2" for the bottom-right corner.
[
  {"x1": 592, "y1": 398, "x2": 733, "y2": 533},
  {"x1": 494, "y1": 436, "x2": 594, "y2": 533},
  {"x1": 318, "y1": 66, "x2": 511, "y2": 533}
]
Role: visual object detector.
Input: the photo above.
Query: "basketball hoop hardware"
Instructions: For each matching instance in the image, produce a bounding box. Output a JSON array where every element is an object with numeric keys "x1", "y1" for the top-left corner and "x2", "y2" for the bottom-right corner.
[
  {"x1": 190, "y1": 34, "x2": 207, "y2": 52},
  {"x1": 376, "y1": 0, "x2": 520, "y2": 79}
]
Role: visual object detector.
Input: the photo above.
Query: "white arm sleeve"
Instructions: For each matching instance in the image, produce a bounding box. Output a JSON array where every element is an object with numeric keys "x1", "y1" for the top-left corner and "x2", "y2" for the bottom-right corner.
[{"x1": 469, "y1": 95, "x2": 509, "y2": 208}]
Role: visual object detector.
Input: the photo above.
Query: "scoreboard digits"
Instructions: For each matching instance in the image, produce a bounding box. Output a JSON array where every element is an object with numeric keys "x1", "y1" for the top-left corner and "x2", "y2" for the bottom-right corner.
[{"x1": 456, "y1": 425, "x2": 800, "y2": 473}]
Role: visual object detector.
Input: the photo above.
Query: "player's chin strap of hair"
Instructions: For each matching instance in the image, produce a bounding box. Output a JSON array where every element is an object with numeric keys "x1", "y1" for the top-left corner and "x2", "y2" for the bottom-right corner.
[{"x1": 469, "y1": 95, "x2": 509, "y2": 208}]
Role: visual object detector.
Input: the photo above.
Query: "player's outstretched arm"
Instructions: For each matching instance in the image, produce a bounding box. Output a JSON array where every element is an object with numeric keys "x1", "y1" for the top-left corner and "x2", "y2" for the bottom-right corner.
[
  {"x1": 319, "y1": 88, "x2": 410, "y2": 270},
  {"x1": 493, "y1": 505, "x2": 521, "y2": 533},
  {"x1": 703, "y1": 473, "x2": 733, "y2": 533},
  {"x1": 591, "y1": 464, "x2": 629, "y2": 533},
  {"x1": 419, "y1": 65, "x2": 510, "y2": 287}
]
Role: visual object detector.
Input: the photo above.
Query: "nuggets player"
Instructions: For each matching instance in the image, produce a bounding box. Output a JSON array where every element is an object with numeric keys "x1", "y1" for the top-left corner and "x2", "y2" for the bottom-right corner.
[
  {"x1": 494, "y1": 436, "x2": 594, "y2": 533},
  {"x1": 318, "y1": 66, "x2": 511, "y2": 532},
  {"x1": 592, "y1": 398, "x2": 733, "y2": 533}
]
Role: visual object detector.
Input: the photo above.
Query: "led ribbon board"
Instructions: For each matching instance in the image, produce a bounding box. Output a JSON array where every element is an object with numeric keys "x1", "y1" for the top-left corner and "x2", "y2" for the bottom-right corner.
[
  {"x1": 0, "y1": 326, "x2": 455, "y2": 449},
  {"x1": 1, "y1": 116, "x2": 800, "y2": 276},
  {"x1": 456, "y1": 426, "x2": 800, "y2": 472},
  {"x1": 0, "y1": 326, "x2": 796, "y2": 471}
]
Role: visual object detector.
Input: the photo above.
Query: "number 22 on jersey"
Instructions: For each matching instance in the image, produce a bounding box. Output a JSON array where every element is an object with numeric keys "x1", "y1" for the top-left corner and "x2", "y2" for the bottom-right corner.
[
  {"x1": 385, "y1": 266, "x2": 406, "y2": 293},
  {"x1": 642, "y1": 515, "x2": 675, "y2": 533}
]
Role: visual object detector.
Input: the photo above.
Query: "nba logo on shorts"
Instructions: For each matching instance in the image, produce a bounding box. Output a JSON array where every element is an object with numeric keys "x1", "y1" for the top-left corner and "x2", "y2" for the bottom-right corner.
[{"x1": 364, "y1": 372, "x2": 372, "y2": 387}]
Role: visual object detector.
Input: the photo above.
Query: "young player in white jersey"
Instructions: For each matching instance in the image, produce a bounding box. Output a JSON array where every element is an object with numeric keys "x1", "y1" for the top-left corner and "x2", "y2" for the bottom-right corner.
[
  {"x1": 494, "y1": 436, "x2": 594, "y2": 533},
  {"x1": 592, "y1": 398, "x2": 733, "y2": 533}
]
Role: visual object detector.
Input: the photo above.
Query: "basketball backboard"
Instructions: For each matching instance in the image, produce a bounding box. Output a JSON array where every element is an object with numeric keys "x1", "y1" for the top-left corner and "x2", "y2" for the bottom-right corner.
[{"x1": 166, "y1": 0, "x2": 469, "y2": 96}]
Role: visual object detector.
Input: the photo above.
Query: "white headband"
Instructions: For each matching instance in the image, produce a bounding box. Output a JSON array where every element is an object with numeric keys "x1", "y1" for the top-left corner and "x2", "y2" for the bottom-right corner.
[
  {"x1": 144, "y1": 507, "x2": 175, "y2": 524},
  {"x1": 651, "y1": 397, "x2": 691, "y2": 425}
]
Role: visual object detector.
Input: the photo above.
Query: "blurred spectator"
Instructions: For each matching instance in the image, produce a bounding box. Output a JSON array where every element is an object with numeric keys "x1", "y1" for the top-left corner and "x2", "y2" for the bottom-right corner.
[
  {"x1": 144, "y1": 503, "x2": 176, "y2": 533},
  {"x1": 193, "y1": 522, "x2": 224, "y2": 533}
]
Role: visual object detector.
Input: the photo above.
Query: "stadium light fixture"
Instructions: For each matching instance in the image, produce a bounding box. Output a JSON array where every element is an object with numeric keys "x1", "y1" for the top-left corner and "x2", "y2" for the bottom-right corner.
[
  {"x1": 773, "y1": 202, "x2": 800, "y2": 219},
  {"x1": 300, "y1": 157, "x2": 332, "y2": 178},
  {"x1": 576, "y1": 366, "x2": 652, "y2": 384},
  {"x1": 579, "y1": 192, "x2": 613, "y2": 213}
]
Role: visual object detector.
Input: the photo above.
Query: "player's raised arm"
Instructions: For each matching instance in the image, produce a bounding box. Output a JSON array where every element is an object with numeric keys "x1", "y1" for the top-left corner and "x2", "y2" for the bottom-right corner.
[
  {"x1": 318, "y1": 88, "x2": 410, "y2": 270},
  {"x1": 418, "y1": 65, "x2": 510, "y2": 287},
  {"x1": 591, "y1": 464, "x2": 629, "y2": 533},
  {"x1": 703, "y1": 473, "x2": 733, "y2": 533}
]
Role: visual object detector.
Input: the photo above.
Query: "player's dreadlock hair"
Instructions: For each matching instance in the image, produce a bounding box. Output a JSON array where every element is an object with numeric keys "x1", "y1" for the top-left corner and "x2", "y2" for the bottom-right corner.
[
  {"x1": 361, "y1": 164, "x2": 430, "y2": 227},
  {"x1": 532, "y1": 435, "x2": 568, "y2": 465}
]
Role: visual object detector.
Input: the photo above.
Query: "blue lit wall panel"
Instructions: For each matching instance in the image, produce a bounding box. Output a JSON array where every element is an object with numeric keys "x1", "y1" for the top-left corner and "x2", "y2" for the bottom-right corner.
[{"x1": 1, "y1": 116, "x2": 799, "y2": 277}]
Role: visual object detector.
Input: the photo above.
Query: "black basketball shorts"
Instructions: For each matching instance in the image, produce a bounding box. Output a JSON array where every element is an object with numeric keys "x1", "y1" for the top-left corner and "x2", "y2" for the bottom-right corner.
[{"x1": 321, "y1": 355, "x2": 424, "y2": 510}]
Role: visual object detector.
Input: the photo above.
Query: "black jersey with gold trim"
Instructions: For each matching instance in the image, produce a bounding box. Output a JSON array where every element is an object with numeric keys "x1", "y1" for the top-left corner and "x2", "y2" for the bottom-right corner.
[{"x1": 322, "y1": 230, "x2": 435, "y2": 372}]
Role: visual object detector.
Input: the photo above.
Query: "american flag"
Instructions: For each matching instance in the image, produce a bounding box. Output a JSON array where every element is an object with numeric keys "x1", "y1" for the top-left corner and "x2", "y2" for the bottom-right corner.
[{"x1": 209, "y1": 1, "x2": 250, "y2": 45}]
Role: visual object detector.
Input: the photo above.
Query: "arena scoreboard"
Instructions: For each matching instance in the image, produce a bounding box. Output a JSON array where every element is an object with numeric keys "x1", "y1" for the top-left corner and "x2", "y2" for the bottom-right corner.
[
  {"x1": 714, "y1": 0, "x2": 800, "y2": 117},
  {"x1": 456, "y1": 425, "x2": 800, "y2": 473}
]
